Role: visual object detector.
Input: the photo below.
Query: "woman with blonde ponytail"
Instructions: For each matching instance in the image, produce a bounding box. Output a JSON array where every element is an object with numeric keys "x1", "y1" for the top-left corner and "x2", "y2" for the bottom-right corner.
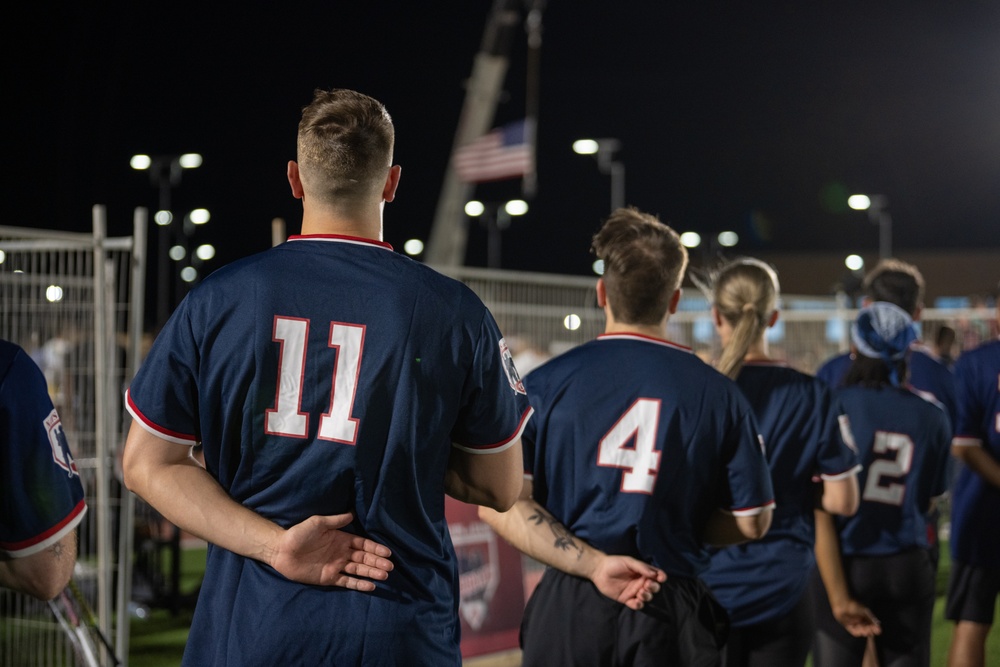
[{"x1": 699, "y1": 258, "x2": 862, "y2": 667}]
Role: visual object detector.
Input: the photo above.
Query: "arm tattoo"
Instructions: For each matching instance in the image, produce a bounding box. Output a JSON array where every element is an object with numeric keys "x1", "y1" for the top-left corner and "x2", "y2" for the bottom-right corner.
[{"x1": 527, "y1": 509, "x2": 584, "y2": 560}]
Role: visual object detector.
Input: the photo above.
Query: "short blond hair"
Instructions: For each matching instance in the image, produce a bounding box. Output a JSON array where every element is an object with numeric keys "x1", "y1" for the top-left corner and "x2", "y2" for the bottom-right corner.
[{"x1": 296, "y1": 89, "x2": 394, "y2": 208}]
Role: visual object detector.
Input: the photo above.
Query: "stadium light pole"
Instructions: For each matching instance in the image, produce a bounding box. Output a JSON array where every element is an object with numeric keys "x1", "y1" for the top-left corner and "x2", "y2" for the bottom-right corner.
[
  {"x1": 848, "y1": 193, "x2": 892, "y2": 260},
  {"x1": 466, "y1": 199, "x2": 528, "y2": 269},
  {"x1": 573, "y1": 138, "x2": 625, "y2": 212},
  {"x1": 130, "y1": 153, "x2": 202, "y2": 328}
]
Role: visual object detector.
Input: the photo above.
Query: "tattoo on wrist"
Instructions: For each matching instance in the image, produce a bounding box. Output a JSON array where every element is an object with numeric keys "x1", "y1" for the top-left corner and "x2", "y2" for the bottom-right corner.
[{"x1": 527, "y1": 510, "x2": 583, "y2": 558}]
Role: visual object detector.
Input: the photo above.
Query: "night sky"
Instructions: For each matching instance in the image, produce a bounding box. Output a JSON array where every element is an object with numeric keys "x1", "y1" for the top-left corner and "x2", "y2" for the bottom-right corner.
[{"x1": 4, "y1": 2, "x2": 999, "y2": 279}]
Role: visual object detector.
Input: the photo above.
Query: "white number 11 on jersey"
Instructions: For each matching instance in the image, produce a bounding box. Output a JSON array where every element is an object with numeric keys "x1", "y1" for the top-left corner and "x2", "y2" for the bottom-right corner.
[
  {"x1": 597, "y1": 398, "x2": 662, "y2": 494},
  {"x1": 265, "y1": 316, "x2": 364, "y2": 444}
]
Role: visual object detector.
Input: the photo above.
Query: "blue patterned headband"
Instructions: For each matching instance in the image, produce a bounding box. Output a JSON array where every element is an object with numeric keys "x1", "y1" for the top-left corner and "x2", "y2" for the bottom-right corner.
[{"x1": 851, "y1": 301, "x2": 918, "y2": 367}]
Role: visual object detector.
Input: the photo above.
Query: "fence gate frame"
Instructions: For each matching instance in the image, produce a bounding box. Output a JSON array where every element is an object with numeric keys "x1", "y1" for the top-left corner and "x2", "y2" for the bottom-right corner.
[{"x1": 0, "y1": 206, "x2": 147, "y2": 665}]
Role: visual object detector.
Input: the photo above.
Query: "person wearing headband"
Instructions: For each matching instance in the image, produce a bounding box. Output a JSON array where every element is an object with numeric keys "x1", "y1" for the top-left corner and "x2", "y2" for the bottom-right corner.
[{"x1": 812, "y1": 301, "x2": 952, "y2": 667}]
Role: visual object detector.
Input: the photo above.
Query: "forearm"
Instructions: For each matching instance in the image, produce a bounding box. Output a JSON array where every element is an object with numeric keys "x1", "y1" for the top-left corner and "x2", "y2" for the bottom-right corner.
[
  {"x1": 123, "y1": 424, "x2": 283, "y2": 567},
  {"x1": 954, "y1": 445, "x2": 1000, "y2": 489},
  {"x1": 479, "y1": 498, "x2": 602, "y2": 580},
  {"x1": 814, "y1": 509, "x2": 851, "y2": 608}
]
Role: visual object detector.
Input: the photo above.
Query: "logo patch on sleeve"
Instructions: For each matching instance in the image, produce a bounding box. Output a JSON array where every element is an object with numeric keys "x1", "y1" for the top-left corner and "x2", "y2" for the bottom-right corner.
[
  {"x1": 498, "y1": 338, "x2": 526, "y2": 395},
  {"x1": 45, "y1": 409, "x2": 80, "y2": 477}
]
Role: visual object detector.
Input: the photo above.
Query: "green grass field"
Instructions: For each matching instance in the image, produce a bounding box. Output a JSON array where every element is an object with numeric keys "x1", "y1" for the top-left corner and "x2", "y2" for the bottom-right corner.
[{"x1": 128, "y1": 544, "x2": 1000, "y2": 666}]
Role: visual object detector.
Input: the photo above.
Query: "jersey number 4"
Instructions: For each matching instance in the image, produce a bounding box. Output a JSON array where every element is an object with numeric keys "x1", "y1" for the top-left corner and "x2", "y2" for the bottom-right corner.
[
  {"x1": 264, "y1": 316, "x2": 364, "y2": 444},
  {"x1": 597, "y1": 398, "x2": 662, "y2": 494},
  {"x1": 862, "y1": 431, "x2": 914, "y2": 506}
]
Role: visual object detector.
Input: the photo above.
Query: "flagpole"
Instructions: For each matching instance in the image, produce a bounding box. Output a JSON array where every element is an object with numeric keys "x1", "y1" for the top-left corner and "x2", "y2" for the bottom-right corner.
[{"x1": 523, "y1": 1, "x2": 544, "y2": 199}]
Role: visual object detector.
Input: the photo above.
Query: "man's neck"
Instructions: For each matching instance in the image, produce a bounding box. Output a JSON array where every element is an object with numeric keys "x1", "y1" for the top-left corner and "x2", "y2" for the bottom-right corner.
[
  {"x1": 299, "y1": 204, "x2": 383, "y2": 241},
  {"x1": 603, "y1": 321, "x2": 668, "y2": 340}
]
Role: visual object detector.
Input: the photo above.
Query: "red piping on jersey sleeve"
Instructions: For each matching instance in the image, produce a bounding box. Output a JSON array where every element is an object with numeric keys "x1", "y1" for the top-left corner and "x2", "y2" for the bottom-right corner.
[
  {"x1": 952, "y1": 435, "x2": 983, "y2": 448},
  {"x1": 820, "y1": 463, "x2": 864, "y2": 482},
  {"x1": 730, "y1": 499, "x2": 777, "y2": 517},
  {"x1": 452, "y1": 407, "x2": 534, "y2": 455},
  {"x1": 125, "y1": 389, "x2": 198, "y2": 445},
  {"x1": 0, "y1": 499, "x2": 87, "y2": 556}
]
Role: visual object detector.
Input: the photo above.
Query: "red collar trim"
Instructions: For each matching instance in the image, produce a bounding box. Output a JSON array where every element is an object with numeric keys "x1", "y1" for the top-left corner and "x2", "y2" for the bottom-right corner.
[
  {"x1": 597, "y1": 332, "x2": 692, "y2": 352},
  {"x1": 288, "y1": 234, "x2": 394, "y2": 251}
]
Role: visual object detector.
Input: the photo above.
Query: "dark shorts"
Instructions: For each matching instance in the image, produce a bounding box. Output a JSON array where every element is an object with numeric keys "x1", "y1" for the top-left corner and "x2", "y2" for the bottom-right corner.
[
  {"x1": 811, "y1": 548, "x2": 936, "y2": 667},
  {"x1": 945, "y1": 560, "x2": 1000, "y2": 625},
  {"x1": 520, "y1": 568, "x2": 729, "y2": 667},
  {"x1": 722, "y1": 590, "x2": 813, "y2": 667}
]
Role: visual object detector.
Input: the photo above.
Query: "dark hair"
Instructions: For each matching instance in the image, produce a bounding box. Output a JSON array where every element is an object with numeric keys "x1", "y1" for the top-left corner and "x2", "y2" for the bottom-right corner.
[
  {"x1": 296, "y1": 89, "x2": 395, "y2": 207},
  {"x1": 863, "y1": 259, "x2": 924, "y2": 315},
  {"x1": 843, "y1": 354, "x2": 908, "y2": 389},
  {"x1": 591, "y1": 207, "x2": 688, "y2": 325}
]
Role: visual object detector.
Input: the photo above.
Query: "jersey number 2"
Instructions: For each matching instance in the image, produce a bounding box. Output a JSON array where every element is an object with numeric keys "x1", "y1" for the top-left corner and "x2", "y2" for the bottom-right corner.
[
  {"x1": 862, "y1": 431, "x2": 913, "y2": 506},
  {"x1": 597, "y1": 398, "x2": 662, "y2": 494},
  {"x1": 265, "y1": 316, "x2": 364, "y2": 444}
]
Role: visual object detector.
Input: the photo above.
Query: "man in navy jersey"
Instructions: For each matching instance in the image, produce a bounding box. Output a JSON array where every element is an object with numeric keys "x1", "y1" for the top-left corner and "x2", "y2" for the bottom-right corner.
[
  {"x1": 481, "y1": 208, "x2": 775, "y2": 667},
  {"x1": 0, "y1": 339, "x2": 87, "y2": 600},
  {"x1": 122, "y1": 89, "x2": 529, "y2": 667},
  {"x1": 946, "y1": 295, "x2": 1000, "y2": 667}
]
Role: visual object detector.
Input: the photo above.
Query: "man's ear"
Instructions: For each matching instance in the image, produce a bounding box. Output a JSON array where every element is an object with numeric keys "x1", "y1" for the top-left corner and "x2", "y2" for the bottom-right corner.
[
  {"x1": 287, "y1": 161, "x2": 304, "y2": 200},
  {"x1": 382, "y1": 165, "x2": 401, "y2": 202},
  {"x1": 596, "y1": 277, "x2": 607, "y2": 308},
  {"x1": 668, "y1": 288, "x2": 682, "y2": 315}
]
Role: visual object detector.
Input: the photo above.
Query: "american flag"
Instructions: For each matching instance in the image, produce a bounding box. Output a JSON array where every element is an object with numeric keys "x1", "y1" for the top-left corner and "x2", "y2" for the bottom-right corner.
[{"x1": 453, "y1": 119, "x2": 535, "y2": 184}]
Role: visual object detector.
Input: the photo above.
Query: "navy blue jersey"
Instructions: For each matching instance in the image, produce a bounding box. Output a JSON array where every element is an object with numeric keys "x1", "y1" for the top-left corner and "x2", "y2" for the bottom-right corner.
[
  {"x1": 522, "y1": 333, "x2": 774, "y2": 580},
  {"x1": 817, "y1": 346, "x2": 958, "y2": 429},
  {"x1": 950, "y1": 339, "x2": 1000, "y2": 567},
  {"x1": 702, "y1": 362, "x2": 860, "y2": 627},
  {"x1": 0, "y1": 340, "x2": 86, "y2": 557},
  {"x1": 126, "y1": 235, "x2": 531, "y2": 666},
  {"x1": 833, "y1": 386, "x2": 951, "y2": 556}
]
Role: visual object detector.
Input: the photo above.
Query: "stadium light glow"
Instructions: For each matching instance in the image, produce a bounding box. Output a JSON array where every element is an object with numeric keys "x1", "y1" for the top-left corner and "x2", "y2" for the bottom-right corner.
[
  {"x1": 718, "y1": 231, "x2": 739, "y2": 247},
  {"x1": 154, "y1": 210, "x2": 173, "y2": 226},
  {"x1": 845, "y1": 254, "x2": 865, "y2": 271},
  {"x1": 169, "y1": 245, "x2": 187, "y2": 261},
  {"x1": 189, "y1": 208, "x2": 211, "y2": 225},
  {"x1": 465, "y1": 200, "x2": 485, "y2": 217},
  {"x1": 130, "y1": 154, "x2": 152, "y2": 170},
  {"x1": 572, "y1": 139, "x2": 599, "y2": 155},
  {"x1": 563, "y1": 313, "x2": 582, "y2": 331},
  {"x1": 592, "y1": 259, "x2": 605, "y2": 276},
  {"x1": 179, "y1": 153, "x2": 203, "y2": 169},
  {"x1": 680, "y1": 232, "x2": 702, "y2": 248},
  {"x1": 45, "y1": 285, "x2": 64, "y2": 302},
  {"x1": 180, "y1": 266, "x2": 198, "y2": 282},
  {"x1": 403, "y1": 239, "x2": 424, "y2": 256},
  {"x1": 195, "y1": 244, "x2": 216, "y2": 261},
  {"x1": 847, "y1": 194, "x2": 872, "y2": 210},
  {"x1": 504, "y1": 200, "x2": 529, "y2": 216},
  {"x1": 0, "y1": 250, "x2": 5, "y2": 264}
]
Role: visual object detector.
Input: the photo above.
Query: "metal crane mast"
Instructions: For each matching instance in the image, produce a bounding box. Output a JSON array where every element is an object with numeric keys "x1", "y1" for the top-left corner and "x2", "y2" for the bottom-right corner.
[{"x1": 424, "y1": 0, "x2": 543, "y2": 268}]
